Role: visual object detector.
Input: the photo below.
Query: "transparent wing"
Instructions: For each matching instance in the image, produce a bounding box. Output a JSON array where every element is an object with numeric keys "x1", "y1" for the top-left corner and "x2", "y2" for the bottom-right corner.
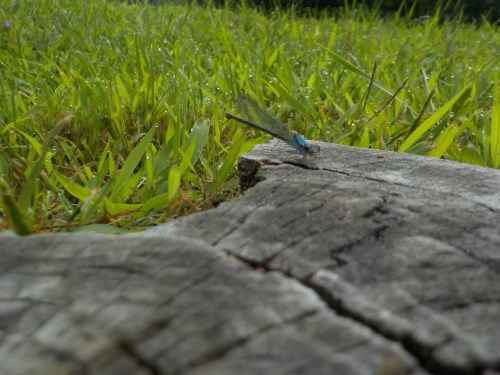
[{"x1": 236, "y1": 96, "x2": 295, "y2": 141}]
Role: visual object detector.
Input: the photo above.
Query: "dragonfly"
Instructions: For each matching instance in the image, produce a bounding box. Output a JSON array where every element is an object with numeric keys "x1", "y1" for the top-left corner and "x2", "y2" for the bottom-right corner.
[{"x1": 225, "y1": 96, "x2": 320, "y2": 155}]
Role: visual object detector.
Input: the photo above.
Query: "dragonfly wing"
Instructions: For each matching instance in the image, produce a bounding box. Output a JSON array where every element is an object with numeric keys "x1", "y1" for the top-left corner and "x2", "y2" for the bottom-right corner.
[
  {"x1": 236, "y1": 96, "x2": 295, "y2": 141},
  {"x1": 226, "y1": 113, "x2": 294, "y2": 145}
]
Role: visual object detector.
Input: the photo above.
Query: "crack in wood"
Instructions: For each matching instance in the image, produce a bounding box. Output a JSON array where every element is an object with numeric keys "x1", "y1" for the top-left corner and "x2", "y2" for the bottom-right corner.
[
  {"x1": 249, "y1": 158, "x2": 498, "y2": 213},
  {"x1": 188, "y1": 309, "x2": 320, "y2": 371},
  {"x1": 222, "y1": 245, "x2": 498, "y2": 375},
  {"x1": 119, "y1": 340, "x2": 161, "y2": 375},
  {"x1": 317, "y1": 166, "x2": 498, "y2": 213},
  {"x1": 281, "y1": 159, "x2": 320, "y2": 171},
  {"x1": 211, "y1": 204, "x2": 262, "y2": 247}
]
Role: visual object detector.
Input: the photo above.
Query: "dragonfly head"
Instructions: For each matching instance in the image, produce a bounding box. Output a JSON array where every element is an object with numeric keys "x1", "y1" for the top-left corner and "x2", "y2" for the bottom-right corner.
[{"x1": 305, "y1": 144, "x2": 321, "y2": 154}]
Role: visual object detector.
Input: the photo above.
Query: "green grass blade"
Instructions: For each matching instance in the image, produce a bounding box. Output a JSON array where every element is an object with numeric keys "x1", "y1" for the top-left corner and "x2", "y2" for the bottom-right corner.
[
  {"x1": 186, "y1": 120, "x2": 210, "y2": 165},
  {"x1": 80, "y1": 183, "x2": 112, "y2": 225},
  {"x1": 18, "y1": 114, "x2": 74, "y2": 211},
  {"x1": 359, "y1": 127, "x2": 370, "y2": 148},
  {"x1": 144, "y1": 146, "x2": 155, "y2": 192},
  {"x1": 322, "y1": 46, "x2": 410, "y2": 109},
  {"x1": 427, "y1": 125, "x2": 459, "y2": 158},
  {"x1": 489, "y1": 98, "x2": 500, "y2": 168},
  {"x1": 399, "y1": 86, "x2": 471, "y2": 153},
  {"x1": 167, "y1": 165, "x2": 181, "y2": 202},
  {"x1": 110, "y1": 125, "x2": 156, "y2": 201},
  {"x1": 97, "y1": 141, "x2": 111, "y2": 178},
  {"x1": 0, "y1": 178, "x2": 32, "y2": 235},
  {"x1": 141, "y1": 192, "x2": 169, "y2": 213},
  {"x1": 211, "y1": 135, "x2": 246, "y2": 193},
  {"x1": 178, "y1": 140, "x2": 197, "y2": 177},
  {"x1": 16, "y1": 129, "x2": 42, "y2": 154},
  {"x1": 55, "y1": 172, "x2": 92, "y2": 201}
]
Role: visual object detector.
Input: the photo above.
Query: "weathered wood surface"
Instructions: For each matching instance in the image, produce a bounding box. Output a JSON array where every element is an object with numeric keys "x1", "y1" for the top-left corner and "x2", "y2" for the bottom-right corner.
[{"x1": 1, "y1": 140, "x2": 500, "y2": 375}]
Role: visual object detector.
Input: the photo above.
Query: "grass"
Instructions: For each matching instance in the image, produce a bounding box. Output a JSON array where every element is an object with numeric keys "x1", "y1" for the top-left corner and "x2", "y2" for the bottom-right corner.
[{"x1": 0, "y1": 0, "x2": 498, "y2": 234}]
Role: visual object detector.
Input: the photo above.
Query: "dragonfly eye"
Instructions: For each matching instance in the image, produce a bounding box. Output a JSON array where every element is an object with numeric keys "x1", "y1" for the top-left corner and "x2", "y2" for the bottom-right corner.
[{"x1": 308, "y1": 144, "x2": 321, "y2": 154}]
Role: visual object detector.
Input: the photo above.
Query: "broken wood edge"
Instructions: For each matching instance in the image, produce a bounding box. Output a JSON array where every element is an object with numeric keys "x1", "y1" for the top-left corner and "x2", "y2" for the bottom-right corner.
[{"x1": 237, "y1": 157, "x2": 269, "y2": 191}]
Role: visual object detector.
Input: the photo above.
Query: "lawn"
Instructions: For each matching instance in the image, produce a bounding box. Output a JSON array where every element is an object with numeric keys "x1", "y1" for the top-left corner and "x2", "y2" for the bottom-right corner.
[{"x1": 0, "y1": 0, "x2": 498, "y2": 234}]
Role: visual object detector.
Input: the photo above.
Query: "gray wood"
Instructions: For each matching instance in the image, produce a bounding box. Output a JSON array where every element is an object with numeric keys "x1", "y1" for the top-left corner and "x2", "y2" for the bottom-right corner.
[
  {"x1": 145, "y1": 140, "x2": 500, "y2": 374},
  {"x1": 1, "y1": 140, "x2": 499, "y2": 374}
]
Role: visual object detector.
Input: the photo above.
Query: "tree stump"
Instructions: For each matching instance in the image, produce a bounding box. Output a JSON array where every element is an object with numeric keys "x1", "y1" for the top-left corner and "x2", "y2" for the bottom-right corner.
[{"x1": 1, "y1": 140, "x2": 500, "y2": 375}]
